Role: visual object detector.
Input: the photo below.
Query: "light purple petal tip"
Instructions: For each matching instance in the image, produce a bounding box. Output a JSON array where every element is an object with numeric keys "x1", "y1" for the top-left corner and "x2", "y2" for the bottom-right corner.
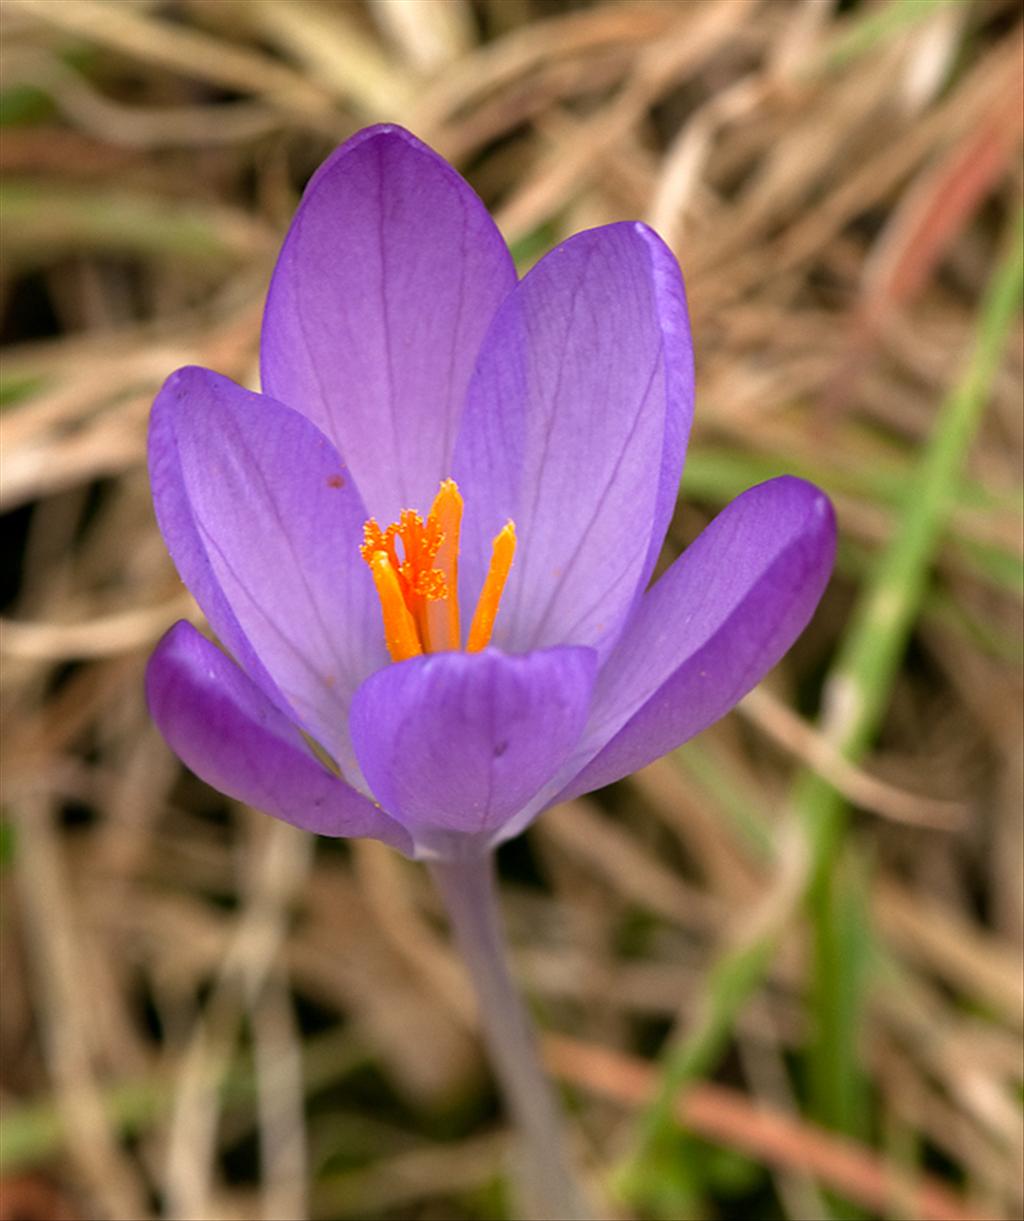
[
  {"x1": 148, "y1": 366, "x2": 387, "y2": 776},
  {"x1": 559, "y1": 476, "x2": 836, "y2": 800},
  {"x1": 349, "y1": 646, "x2": 597, "y2": 854},
  {"x1": 261, "y1": 124, "x2": 517, "y2": 524},
  {"x1": 453, "y1": 221, "x2": 693, "y2": 662},
  {"x1": 146, "y1": 621, "x2": 412, "y2": 852}
]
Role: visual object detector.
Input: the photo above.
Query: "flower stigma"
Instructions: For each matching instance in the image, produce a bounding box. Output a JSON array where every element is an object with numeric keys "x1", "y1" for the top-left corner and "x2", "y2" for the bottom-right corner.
[{"x1": 361, "y1": 479, "x2": 516, "y2": 662}]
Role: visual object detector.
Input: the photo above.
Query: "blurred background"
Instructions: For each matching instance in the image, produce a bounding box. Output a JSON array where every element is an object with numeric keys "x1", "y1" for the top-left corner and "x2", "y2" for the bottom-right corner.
[{"x1": 1, "y1": 1, "x2": 1021, "y2": 1219}]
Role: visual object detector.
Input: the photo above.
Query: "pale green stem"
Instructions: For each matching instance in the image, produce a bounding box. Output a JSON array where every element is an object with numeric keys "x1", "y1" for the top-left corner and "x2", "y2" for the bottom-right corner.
[{"x1": 428, "y1": 853, "x2": 593, "y2": 1221}]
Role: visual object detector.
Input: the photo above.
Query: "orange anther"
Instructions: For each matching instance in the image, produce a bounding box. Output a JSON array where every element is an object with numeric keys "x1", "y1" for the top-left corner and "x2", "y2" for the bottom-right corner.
[
  {"x1": 424, "y1": 480, "x2": 463, "y2": 653},
  {"x1": 467, "y1": 522, "x2": 516, "y2": 652},
  {"x1": 362, "y1": 481, "x2": 513, "y2": 660},
  {"x1": 365, "y1": 551, "x2": 423, "y2": 662}
]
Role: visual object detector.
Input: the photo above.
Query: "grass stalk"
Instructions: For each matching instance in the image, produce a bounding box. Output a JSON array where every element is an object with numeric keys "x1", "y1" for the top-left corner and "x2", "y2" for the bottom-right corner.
[{"x1": 617, "y1": 210, "x2": 1023, "y2": 1218}]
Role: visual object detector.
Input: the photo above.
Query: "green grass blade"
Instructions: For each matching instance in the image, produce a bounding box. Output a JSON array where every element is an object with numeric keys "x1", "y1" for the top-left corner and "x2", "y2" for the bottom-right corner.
[
  {"x1": 802, "y1": 209, "x2": 1023, "y2": 1197},
  {"x1": 616, "y1": 211, "x2": 1023, "y2": 1218}
]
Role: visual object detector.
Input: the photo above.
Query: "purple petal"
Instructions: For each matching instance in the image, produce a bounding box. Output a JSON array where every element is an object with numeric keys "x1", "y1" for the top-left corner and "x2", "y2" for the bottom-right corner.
[
  {"x1": 148, "y1": 366, "x2": 386, "y2": 775},
  {"x1": 453, "y1": 222, "x2": 693, "y2": 662},
  {"x1": 146, "y1": 622, "x2": 411, "y2": 852},
  {"x1": 261, "y1": 124, "x2": 517, "y2": 525},
  {"x1": 558, "y1": 477, "x2": 836, "y2": 800},
  {"x1": 349, "y1": 646, "x2": 597, "y2": 854}
]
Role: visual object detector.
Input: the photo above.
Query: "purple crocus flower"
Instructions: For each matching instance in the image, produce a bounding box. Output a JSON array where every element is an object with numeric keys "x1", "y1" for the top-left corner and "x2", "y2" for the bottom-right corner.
[{"x1": 146, "y1": 125, "x2": 835, "y2": 862}]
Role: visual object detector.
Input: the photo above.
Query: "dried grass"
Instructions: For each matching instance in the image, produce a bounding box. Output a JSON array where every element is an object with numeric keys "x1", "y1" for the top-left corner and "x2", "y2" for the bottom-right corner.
[{"x1": 1, "y1": 2, "x2": 1021, "y2": 1219}]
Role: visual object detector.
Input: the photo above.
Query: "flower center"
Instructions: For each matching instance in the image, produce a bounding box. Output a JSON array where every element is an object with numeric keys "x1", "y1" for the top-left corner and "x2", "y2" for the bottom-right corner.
[{"x1": 360, "y1": 479, "x2": 515, "y2": 662}]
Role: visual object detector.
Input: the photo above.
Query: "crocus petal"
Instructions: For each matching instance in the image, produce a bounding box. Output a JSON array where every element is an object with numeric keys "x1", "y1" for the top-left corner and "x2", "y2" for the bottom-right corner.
[
  {"x1": 146, "y1": 622, "x2": 411, "y2": 852},
  {"x1": 453, "y1": 222, "x2": 693, "y2": 661},
  {"x1": 349, "y1": 646, "x2": 597, "y2": 854},
  {"x1": 558, "y1": 477, "x2": 836, "y2": 800},
  {"x1": 261, "y1": 124, "x2": 517, "y2": 524},
  {"x1": 149, "y1": 366, "x2": 386, "y2": 775}
]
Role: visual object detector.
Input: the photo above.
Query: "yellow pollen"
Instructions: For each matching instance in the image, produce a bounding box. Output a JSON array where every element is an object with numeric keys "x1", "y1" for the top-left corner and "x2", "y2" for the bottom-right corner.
[{"x1": 361, "y1": 479, "x2": 515, "y2": 661}]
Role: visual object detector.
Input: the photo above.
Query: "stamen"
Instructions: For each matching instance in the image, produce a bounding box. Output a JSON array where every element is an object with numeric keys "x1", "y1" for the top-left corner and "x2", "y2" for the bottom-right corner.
[
  {"x1": 366, "y1": 550, "x2": 423, "y2": 662},
  {"x1": 424, "y1": 480, "x2": 462, "y2": 653},
  {"x1": 467, "y1": 522, "x2": 516, "y2": 652},
  {"x1": 361, "y1": 481, "x2": 514, "y2": 660}
]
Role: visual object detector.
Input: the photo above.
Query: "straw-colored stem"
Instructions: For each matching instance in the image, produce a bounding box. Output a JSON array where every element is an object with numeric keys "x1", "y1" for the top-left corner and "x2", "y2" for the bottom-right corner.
[{"x1": 428, "y1": 854, "x2": 592, "y2": 1221}]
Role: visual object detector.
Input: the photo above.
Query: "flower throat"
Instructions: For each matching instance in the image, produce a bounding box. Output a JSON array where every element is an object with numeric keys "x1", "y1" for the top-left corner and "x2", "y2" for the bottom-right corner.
[{"x1": 361, "y1": 479, "x2": 515, "y2": 662}]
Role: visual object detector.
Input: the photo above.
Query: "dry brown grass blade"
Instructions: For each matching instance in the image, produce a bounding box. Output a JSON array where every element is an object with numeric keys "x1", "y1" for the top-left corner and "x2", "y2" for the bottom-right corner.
[
  {"x1": 368, "y1": 0, "x2": 474, "y2": 74},
  {"x1": 543, "y1": 1034, "x2": 986, "y2": 1221},
  {"x1": 351, "y1": 838, "x2": 476, "y2": 1021},
  {"x1": 8, "y1": 0, "x2": 336, "y2": 124},
  {"x1": 542, "y1": 799, "x2": 720, "y2": 931},
  {"x1": 739, "y1": 685, "x2": 968, "y2": 829},
  {"x1": 314, "y1": 1132, "x2": 509, "y2": 1217},
  {"x1": 864, "y1": 52, "x2": 1024, "y2": 316},
  {"x1": 828, "y1": 42, "x2": 1024, "y2": 408},
  {"x1": 1, "y1": 47, "x2": 286, "y2": 148},
  {"x1": 1, "y1": 598, "x2": 198, "y2": 661},
  {"x1": 250, "y1": 0, "x2": 412, "y2": 117},
  {"x1": 876, "y1": 880, "x2": 1024, "y2": 1029},
  {"x1": 9, "y1": 796, "x2": 150, "y2": 1220},
  {"x1": 494, "y1": 0, "x2": 760, "y2": 242},
  {"x1": 160, "y1": 819, "x2": 312, "y2": 1220},
  {"x1": 411, "y1": 1, "x2": 678, "y2": 135}
]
